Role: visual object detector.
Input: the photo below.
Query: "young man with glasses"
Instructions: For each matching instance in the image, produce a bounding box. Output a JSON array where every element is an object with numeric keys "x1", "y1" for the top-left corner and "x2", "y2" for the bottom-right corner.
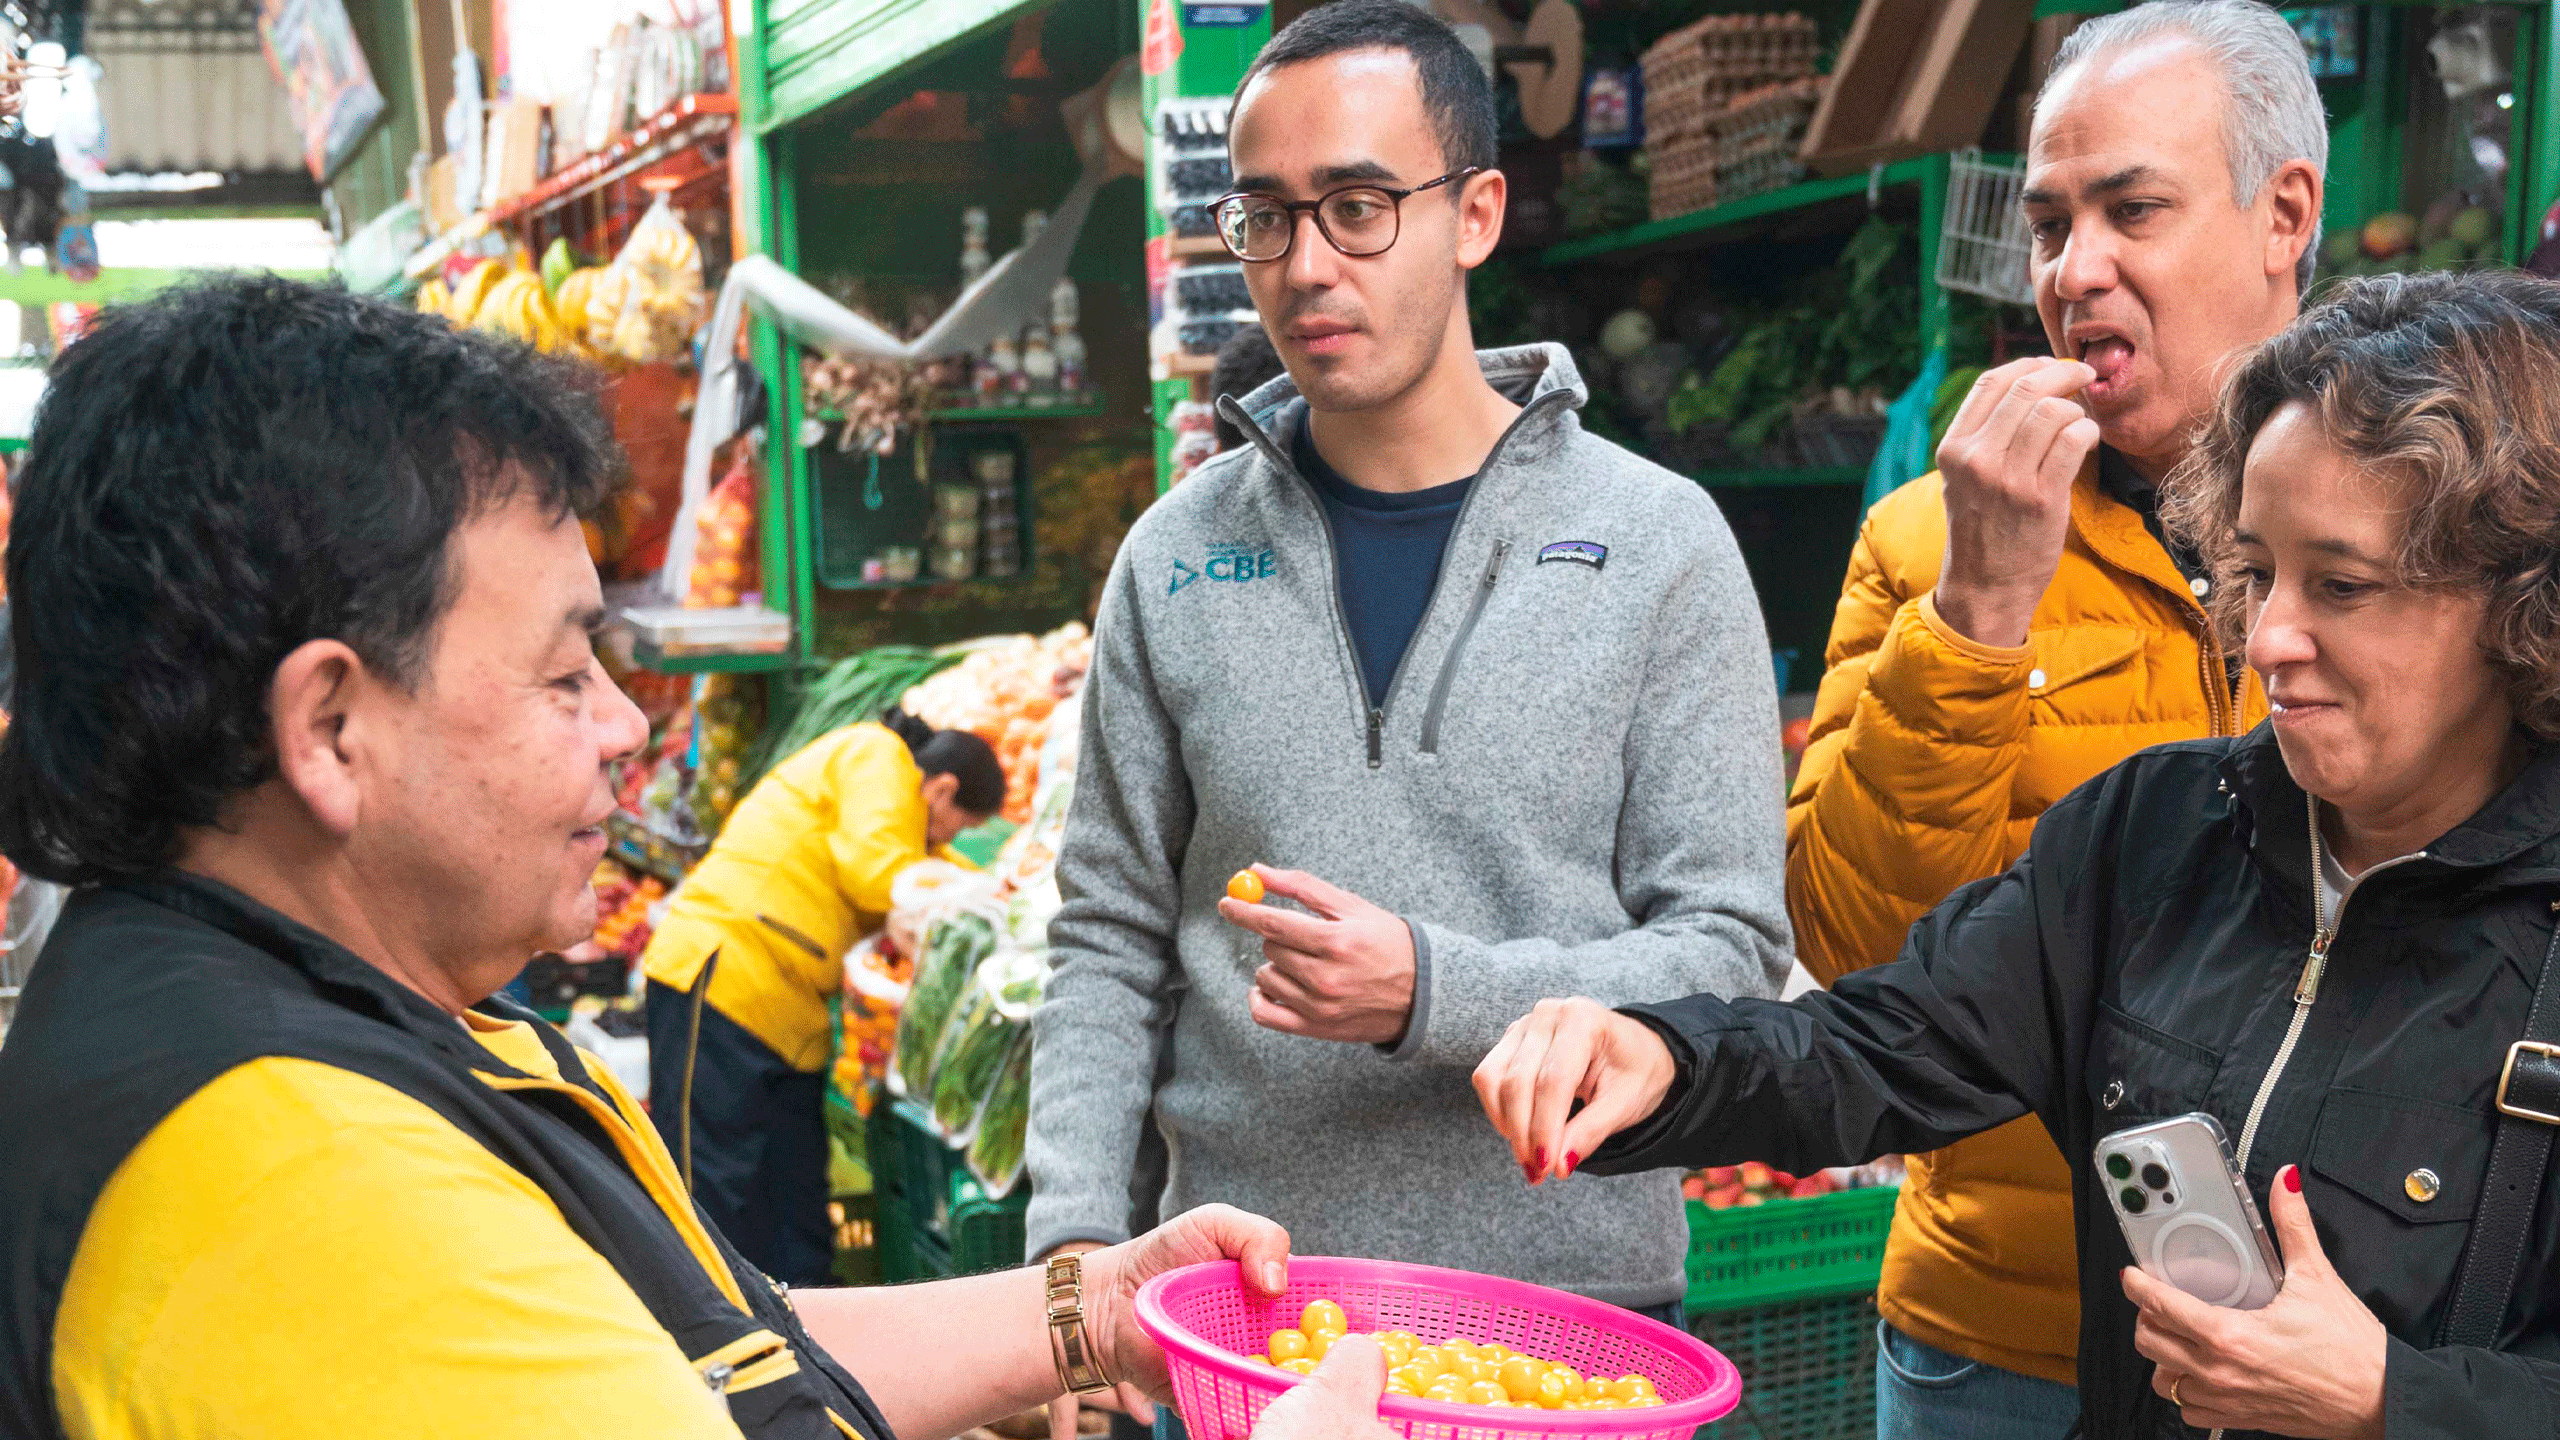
[{"x1": 1025, "y1": 0, "x2": 1791, "y2": 1394}]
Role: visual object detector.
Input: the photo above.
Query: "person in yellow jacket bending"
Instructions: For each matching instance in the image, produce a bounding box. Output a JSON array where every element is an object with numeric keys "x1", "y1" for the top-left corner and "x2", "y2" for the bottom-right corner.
[
  {"x1": 1786, "y1": 5, "x2": 2312, "y2": 1433},
  {"x1": 644, "y1": 706, "x2": 1003, "y2": 1283}
]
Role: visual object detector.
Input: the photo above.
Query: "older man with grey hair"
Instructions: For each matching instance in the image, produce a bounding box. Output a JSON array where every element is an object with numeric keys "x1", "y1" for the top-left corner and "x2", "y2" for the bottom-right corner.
[{"x1": 1779, "y1": 2, "x2": 2321, "y2": 1434}]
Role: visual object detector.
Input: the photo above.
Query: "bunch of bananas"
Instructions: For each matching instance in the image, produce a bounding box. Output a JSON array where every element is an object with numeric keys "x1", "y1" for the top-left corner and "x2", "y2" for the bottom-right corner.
[
  {"x1": 445, "y1": 261, "x2": 506, "y2": 327},
  {"x1": 470, "y1": 270, "x2": 567, "y2": 352}
]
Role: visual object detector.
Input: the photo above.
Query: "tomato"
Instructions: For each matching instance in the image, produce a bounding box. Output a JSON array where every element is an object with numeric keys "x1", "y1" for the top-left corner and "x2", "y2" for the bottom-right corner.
[
  {"x1": 1466, "y1": 1380, "x2": 1508, "y2": 1407},
  {"x1": 1227, "y1": 869, "x2": 1265, "y2": 904},
  {"x1": 1267, "y1": 1329, "x2": 1309, "y2": 1363},
  {"x1": 1299, "y1": 1299, "x2": 1346, "y2": 1336}
]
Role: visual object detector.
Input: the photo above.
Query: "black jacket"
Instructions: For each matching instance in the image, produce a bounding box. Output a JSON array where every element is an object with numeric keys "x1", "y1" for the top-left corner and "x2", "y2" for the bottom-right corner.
[
  {"x1": 0, "y1": 872, "x2": 893, "y2": 1439},
  {"x1": 1594, "y1": 725, "x2": 2560, "y2": 1439}
]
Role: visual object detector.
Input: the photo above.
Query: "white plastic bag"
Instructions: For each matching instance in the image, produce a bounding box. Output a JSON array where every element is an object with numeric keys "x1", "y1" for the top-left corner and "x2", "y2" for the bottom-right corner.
[{"x1": 601, "y1": 192, "x2": 706, "y2": 364}]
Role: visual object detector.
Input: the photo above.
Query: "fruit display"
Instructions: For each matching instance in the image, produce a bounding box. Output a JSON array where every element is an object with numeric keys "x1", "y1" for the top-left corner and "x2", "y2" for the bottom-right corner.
[
  {"x1": 1681, "y1": 1156, "x2": 1904, "y2": 1209},
  {"x1": 598, "y1": 193, "x2": 707, "y2": 364},
  {"x1": 1241, "y1": 1301, "x2": 1666, "y2": 1410},
  {"x1": 834, "y1": 934, "x2": 913, "y2": 1116},
  {"x1": 470, "y1": 269, "x2": 569, "y2": 352},
  {"x1": 445, "y1": 260, "x2": 506, "y2": 327},
  {"x1": 592, "y1": 864, "x2": 667, "y2": 960},
  {"x1": 744, "y1": 645, "x2": 962, "y2": 794},
  {"x1": 2329, "y1": 197, "x2": 2505, "y2": 278},
  {"x1": 684, "y1": 451, "x2": 759, "y2": 609},
  {"x1": 688, "y1": 674, "x2": 759, "y2": 832},
  {"x1": 891, "y1": 908, "x2": 1000, "y2": 1100},
  {"x1": 900, "y1": 624, "x2": 1094, "y2": 823}
]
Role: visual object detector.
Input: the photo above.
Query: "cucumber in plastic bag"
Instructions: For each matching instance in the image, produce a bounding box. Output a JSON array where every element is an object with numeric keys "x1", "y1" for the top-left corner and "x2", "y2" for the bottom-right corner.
[
  {"x1": 966, "y1": 1033, "x2": 1034, "y2": 1197},
  {"x1": 928, "y1": 947, "x2": 1048, "y2": 1140},
  {"x1": 891, "y1": 909, "x2": 996, "y2": 1099}
]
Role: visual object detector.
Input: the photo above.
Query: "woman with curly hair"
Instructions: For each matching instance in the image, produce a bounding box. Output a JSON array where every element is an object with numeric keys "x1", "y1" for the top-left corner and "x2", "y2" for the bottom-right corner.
[{"x1": 1475, "y1": 269, "x2": 2560, "y2": 1440}]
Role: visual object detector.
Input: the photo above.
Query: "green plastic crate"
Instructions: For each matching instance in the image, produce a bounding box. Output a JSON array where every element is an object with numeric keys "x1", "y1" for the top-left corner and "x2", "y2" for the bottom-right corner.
[
  {"x1": 867, "y1": 1096, "x2": 1029, "y2": 1282},
  {"x1": 1685, "y1": 1184, "x2": 1899, "y2": 1312},
  {"x1": 1681, "y1": 1185, "x2": 1898, "y2": 1440},
  {"x1": 1690, "y1": 1293, "x2": 1881, "y2": 1440}
]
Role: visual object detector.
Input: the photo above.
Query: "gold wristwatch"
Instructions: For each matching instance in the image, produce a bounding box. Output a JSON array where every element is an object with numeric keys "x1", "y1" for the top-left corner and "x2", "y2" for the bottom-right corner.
[{"x1": 1046, "y1": 1252, "x2": 1115, "y2": 1395}]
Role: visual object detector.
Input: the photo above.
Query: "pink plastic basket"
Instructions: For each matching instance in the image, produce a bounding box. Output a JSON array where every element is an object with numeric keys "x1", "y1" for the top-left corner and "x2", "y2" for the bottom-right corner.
[{"x1": 1134, "y1": 1256, "x2": 1742, "y2": 1440}]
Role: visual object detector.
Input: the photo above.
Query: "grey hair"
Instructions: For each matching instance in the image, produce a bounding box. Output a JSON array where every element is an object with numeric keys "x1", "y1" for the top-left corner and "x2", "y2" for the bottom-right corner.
[{"x1": 2037, "y1": 0, "x2": 2328, "y2": 293}]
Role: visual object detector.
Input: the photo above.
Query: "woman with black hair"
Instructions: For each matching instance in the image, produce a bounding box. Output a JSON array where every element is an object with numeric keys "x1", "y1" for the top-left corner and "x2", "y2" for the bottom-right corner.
[{"x1": 643, "y1": 706, "x2": 1004, "y2": 1283}]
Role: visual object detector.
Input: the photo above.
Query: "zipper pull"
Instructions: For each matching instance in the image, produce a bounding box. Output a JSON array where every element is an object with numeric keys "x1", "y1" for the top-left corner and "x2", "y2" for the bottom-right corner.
[
  {"x1": 1367, "y1": 709, "x2": 1384, "y2": 768},
  {"x1": 701, "y1": 1362, "x2": 735, "y2": 1417},
  {"x1": 1484, "y1": 538, "x2": 1510, "y2": 586},
  {"x1": 2296, "y1": 928, "x2": 2333, "y2": 1004}
]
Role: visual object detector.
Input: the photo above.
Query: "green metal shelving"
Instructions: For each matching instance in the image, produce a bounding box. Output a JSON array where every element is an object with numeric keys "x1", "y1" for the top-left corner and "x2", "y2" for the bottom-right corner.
[{"x1": 1541, "y1": 158, "x2": 1941, "y2": 267}]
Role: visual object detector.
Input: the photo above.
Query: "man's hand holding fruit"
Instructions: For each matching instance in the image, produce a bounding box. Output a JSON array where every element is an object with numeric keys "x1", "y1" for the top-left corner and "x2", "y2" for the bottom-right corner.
[
  {"x1": 1930, "y1": 356, "x2": 2101, "y2": 649},
  {"x1": 1219, "y1": 866, "x2": 1417, "y2": 1047}
]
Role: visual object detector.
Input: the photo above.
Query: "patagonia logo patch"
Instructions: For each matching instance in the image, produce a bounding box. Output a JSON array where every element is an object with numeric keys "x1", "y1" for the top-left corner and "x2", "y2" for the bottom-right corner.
[{"x1": 1538, "y1": 540, "x2": 1608, "y2": 570}]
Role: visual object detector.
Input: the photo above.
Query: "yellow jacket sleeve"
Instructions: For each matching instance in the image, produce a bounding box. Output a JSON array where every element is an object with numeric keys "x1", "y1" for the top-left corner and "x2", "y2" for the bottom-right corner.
[
  {"x1": 53, "y1": 1057, "x2": 746, "y2": 1440},
  {"x1": 1785, "y1": 480, "x2": 2037, "y2": 986}
]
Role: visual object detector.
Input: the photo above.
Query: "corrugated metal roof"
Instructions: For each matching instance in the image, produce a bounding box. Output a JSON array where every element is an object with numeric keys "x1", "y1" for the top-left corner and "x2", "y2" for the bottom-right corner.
[{"x1": 84, "y1": 0, "x2": 307, "y2": 176}]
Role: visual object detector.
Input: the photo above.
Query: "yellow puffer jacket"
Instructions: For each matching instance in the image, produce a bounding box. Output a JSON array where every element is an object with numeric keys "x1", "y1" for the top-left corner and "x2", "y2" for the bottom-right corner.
[
  {"x1": 1787, "y1": 461, "x2": 2264, "y2": 1385},
  {"x1": 643, "y1": 723, "x2": 950, "y2": 1072}
]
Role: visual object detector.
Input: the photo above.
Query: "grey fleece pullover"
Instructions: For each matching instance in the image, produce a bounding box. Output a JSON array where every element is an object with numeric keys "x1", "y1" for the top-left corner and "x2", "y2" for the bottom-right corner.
[{"x1": 1023, "y1": 344, "x2": 1791, "y2": 1305}]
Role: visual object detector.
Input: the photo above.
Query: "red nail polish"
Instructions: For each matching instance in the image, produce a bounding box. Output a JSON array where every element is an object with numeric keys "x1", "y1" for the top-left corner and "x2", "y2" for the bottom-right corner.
[
  {"x1": 2284, "y1": 1164, "x2": 2302, "y2": 1194},
  {"x1": 1533, "y1": 1147, "x2": 1546, "y2": 1173},
  {"x1": 1522, "y1": 1161, "x2": 1540, "y2": 1185},
  {"x1": 1564, "y1": 1151, "x2": 1581, "y2": 1177}
]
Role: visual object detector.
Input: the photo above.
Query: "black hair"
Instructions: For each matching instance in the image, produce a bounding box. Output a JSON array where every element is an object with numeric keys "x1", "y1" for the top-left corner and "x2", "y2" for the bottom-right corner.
[
  {"x1": 1236, "y1": 0, "x2": 1499, "y2": 174},
  {"x1": 1211, "y1": 325, "x2": 1286, "y2": 452},
  {"x1": 0, "y1": 273, "x2": 617, "y2": 885},
  {"x1": 882, "y1": 706, "x2": 1005, "y2": 816}
]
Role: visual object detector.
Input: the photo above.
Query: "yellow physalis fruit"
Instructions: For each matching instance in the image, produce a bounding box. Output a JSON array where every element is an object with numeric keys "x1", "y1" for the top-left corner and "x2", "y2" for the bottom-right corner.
[
  {"x1": 1299, "y1": 1299, "x2": 1346, "y2": 1337},
  {"x1": 1277, "y1": 1357, "x2": 1317, "y2": 1376}
]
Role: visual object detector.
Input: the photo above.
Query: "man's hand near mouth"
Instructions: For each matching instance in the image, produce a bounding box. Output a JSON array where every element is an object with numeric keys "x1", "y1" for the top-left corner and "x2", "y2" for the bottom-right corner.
[{"x1": 1930, "y1": 356, "x2": 2103, "y2": 649}]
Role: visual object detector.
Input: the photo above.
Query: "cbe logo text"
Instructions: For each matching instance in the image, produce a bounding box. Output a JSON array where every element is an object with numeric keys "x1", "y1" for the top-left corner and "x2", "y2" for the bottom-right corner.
[{"x1": 1170, "y1": 545, "x2": 1277, "y2": 595}]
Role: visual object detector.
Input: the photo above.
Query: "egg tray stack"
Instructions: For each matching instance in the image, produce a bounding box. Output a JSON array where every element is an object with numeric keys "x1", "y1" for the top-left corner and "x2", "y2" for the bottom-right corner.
[
  {"x1": 1158, "y1": 98, "x2": 1232, "y2": 240},
  {"x1": 1705, "y1": 78, "x2": 1826, "y2": 208},
  {"x1": 1640, "y1": 13, "x2": 1820, "y2": 223}
]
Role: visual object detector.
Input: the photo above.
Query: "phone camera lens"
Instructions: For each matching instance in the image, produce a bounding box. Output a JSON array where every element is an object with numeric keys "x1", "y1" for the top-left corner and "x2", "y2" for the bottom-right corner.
[
  {"x1": 2105, "y1": 1153, "x2": 2133, "y2": 1180},
  {"x1": 2141, "y1": 1163, "x2": 2171, "y2": 1191},
  {"x1": 2120, "y1": 1186, "x2": 2148, "y2": 1214},
  {"x1": 2160, "y1": 1192, "x2": 2175, "y2": 1207}
]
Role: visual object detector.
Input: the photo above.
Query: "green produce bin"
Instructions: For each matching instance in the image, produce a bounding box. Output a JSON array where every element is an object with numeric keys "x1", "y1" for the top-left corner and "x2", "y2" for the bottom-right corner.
[
  {"x1": 1685, "y1": 1185, "x2": 1900, "y2": 1440},
  {"x1": 867, "y1": 1095, "x2": 1030, "y2": 1283}
]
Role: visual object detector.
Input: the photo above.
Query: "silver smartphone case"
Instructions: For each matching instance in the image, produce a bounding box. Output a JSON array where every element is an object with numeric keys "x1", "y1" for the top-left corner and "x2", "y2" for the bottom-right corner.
[{"x1": 2095, "y1": 1112, "x2": 2285, "y2": 1310}]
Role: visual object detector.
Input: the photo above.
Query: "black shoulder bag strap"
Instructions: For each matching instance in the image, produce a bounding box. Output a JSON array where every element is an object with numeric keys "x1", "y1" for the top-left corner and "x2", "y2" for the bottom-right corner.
[{"x1": 2440, "y1": 905, "x2": 2560, "y2": 1348}]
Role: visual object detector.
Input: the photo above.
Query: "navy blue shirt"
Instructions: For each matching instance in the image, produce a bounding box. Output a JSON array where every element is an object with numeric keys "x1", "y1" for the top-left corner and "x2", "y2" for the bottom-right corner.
[{"x1": 1293, "y1": 420, "x2": 1474, "y2": 709}]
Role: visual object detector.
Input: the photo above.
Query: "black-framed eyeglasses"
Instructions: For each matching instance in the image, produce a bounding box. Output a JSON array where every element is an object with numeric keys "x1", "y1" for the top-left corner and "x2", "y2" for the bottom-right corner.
[{"x1": 1210, "y1": 167, "x2": 1484, "y2": 262}]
